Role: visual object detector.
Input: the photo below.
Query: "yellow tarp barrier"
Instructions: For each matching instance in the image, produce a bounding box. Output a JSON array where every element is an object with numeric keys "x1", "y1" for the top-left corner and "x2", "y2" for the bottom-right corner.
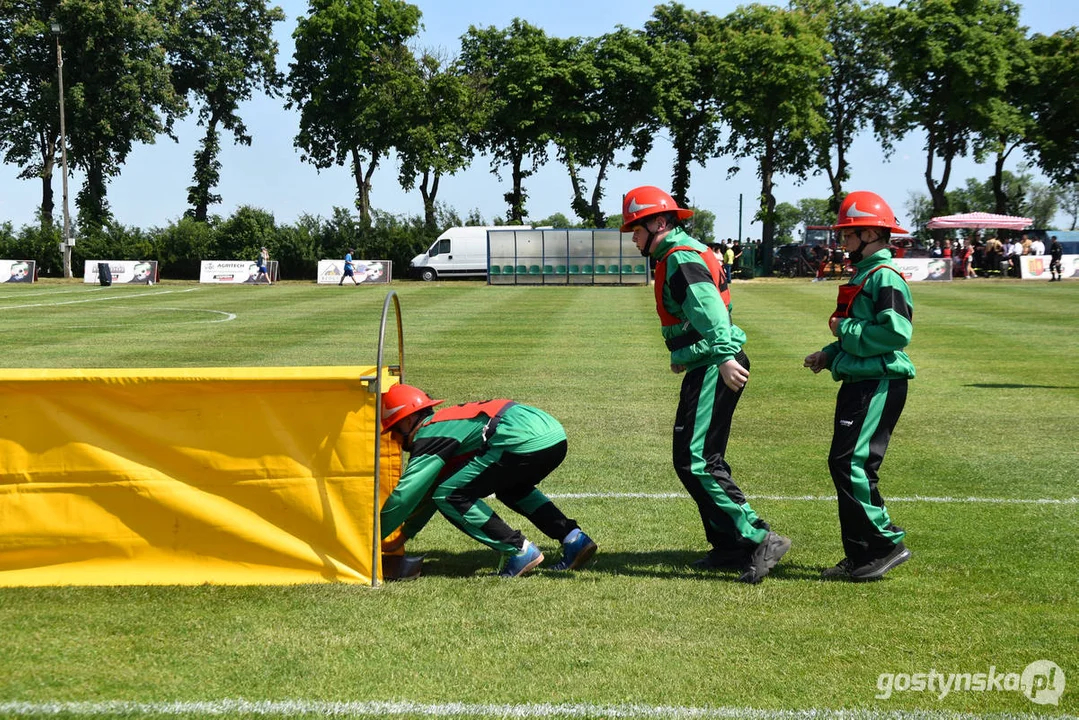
[{"x1": 0, "y1": 367, "x2": 402, "y2": 587}]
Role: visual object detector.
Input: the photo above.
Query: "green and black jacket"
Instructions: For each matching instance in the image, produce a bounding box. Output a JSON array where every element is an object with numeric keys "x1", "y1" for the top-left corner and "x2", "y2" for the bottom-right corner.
[
  {"x1": 822, "y1": 248, "x2": 916, "y2": 383},
  {"x1": 651, "y1": 227, "x2": 747, "y2": 370}
]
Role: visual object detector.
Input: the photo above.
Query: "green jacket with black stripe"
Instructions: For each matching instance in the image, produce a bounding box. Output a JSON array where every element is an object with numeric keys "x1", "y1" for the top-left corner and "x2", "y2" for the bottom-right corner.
[
  {"x1": 822, "y1": 249, "x2": 916, "y2": 383},
  {"x1": 380, "y1": 402, "x2": 565, "y2": 540},
  {"x1": 651, "y1": 228, "x2": 747, "y2": 371}
]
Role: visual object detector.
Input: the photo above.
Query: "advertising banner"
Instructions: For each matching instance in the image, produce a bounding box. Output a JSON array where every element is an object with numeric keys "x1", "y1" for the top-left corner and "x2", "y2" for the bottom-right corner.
[
  {"x1": 1020, "y1": 254, "x2": 1079, "y2": 280},
  {"x1": 82, "y1": 260, "x2": 158, "y2": 284},
  {"x1": 892, "y1": 257, "x2": 953, "y2": 282},
  {"x1": 317, "y1": 258, "x2": 391, "y2": 285},
  {"x1": 0, "y1": 259, "x2": 35, "y2": 283},
  {"x1": 199, "y1": 260, "x2": 279, "y2": 284}
]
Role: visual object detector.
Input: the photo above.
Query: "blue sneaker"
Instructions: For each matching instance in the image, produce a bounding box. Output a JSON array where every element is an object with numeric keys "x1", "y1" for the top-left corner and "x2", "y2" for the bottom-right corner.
[
  {"x1": 497, "y1": 540, "x2": 544, "y2": 578},
  {"x1": 551, "y1": 531, "x2": 597, "y2": 571}
]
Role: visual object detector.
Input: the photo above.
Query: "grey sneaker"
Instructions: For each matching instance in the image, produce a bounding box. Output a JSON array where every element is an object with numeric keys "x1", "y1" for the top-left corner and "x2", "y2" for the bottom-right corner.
[
  {"x1": 737, "y1": 532, "x2": 791, "y2": 584},
  {"x1": 850, "y1": 543, "x2": 911, "y2": 582},
  {"x1": 821, "y1": 557, "x2": 855, "y2": 579}
]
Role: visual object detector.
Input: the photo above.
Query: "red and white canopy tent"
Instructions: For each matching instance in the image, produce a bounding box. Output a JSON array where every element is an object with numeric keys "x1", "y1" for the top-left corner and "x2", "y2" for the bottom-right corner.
[{"x1": 926, "y1": 212, "x2": 1033, "y2": 231}]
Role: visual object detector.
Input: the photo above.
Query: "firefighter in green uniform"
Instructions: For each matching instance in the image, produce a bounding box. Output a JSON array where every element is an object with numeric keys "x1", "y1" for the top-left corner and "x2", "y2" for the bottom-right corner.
[
  {"x1": 804, "y1": 190, "x2": 914, "y2": 581},
  {"x1": 379, "y1": 383, "x2": 597, "y2": 578},
  {"x1": 620, "y1": 185, "x2": 791, "y2": 584}
]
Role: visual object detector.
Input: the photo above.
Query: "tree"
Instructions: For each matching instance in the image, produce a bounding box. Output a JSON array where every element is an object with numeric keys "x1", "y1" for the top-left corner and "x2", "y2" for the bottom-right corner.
[
  {"x1": 888, "y1": 0, "x2": 1028, "y2": 219},
  {"x1": 773, "y1": 202, "x2": 801, "y2": 244},
  {"x1": 903, "y1": 191, "x2": 935, "y2": 241},
  {"x1": 1024, "y1": 29, "x2": 1079, "y2": 186},
  {"x1": 0, "y1": 2, "x2": 63, "y2": 224},
  {"x1": 552, "y1": 28, "x2": 657, "y2": 228},
  {"x1": 945, "y1": 169, "x2": 1060, "y2": 227},
  {"x1": 287, "y1": 0, "x2": 422, "y2": 226},
  {"x1": 1058, "y1": 182, "x2": 1078, "y2": 231},
  {"x1": 460, "y1": 19, "x2": 563, "y2": 224},
  {"x1": 713, "y1": 4, "x2": 830, "y2": 274},
  {"x1": 682, "y1": 206, "x2": 715, "y2": 245},
  {"x1": 163, "y1": 0, "x2": 286, "y2": 222},
  {"x1": 531, "y1": 212, "x2": 573, "y2": 228},
  {"x1": 795, "y1": 0, "x2": 898, "y2": 214},
  {"x1": 796, "y1": 198, "x2": 834, "y2": 230},
  {"x1": 0, "y1": 0, "x2": 183, "y2": 232},
  {"x1": 395, "y1": 50, "x2": 475, "y2": 232},
  {"x1": 643, "y1": 3, "x2": 723, "y2": 206}
]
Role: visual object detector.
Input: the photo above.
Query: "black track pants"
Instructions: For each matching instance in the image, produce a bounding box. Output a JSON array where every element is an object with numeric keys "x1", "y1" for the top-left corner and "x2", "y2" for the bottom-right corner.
[
  {"x1": 828, "y1": 378, "x2": 907, "y2": 564},
  {"x1": 673, "y1": 351, "x2": 769, "y2": 552}
]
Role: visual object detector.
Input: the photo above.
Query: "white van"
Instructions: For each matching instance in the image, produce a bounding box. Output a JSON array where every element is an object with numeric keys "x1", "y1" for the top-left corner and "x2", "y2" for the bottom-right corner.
[{"x1": 410, "y1": 225, "x2": 530, "y2": 281}]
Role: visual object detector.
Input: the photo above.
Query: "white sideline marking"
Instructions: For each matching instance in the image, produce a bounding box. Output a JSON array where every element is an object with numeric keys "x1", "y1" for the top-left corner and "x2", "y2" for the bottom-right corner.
[
  {"x1": 0, "y1": 287, "x2": 198, "y2": 311},
  {"x1": 547, "y1": 492, "x2": 1078, "y2": 505},
  {"x1": 1, "y1": 700, "x2": 1070, "y2": 719}
]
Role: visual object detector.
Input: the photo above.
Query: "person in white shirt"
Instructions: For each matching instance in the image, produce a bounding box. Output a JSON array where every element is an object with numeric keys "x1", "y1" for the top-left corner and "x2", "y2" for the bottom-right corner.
[{"x1": 1030, "y1": 237, "x2": 1045, "y2": 255}]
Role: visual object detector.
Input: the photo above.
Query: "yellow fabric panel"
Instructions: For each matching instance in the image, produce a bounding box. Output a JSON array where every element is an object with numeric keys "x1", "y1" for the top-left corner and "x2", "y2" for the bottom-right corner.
[{"x1": 0, "y1": 367, "x2": 402, "y2": 587}]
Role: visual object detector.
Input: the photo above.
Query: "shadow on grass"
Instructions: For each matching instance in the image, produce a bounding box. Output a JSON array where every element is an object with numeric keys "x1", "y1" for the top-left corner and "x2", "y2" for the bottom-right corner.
[
  {"x1": 412, "y1": 548, "x2": 821, "y2": 582},
  {"x1": 964, "y1": 383, "x2": 1079, "y2": 389}
]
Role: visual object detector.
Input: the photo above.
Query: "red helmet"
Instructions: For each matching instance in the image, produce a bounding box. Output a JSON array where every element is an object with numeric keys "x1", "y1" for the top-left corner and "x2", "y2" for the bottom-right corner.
[
  {"x1": 834, "y1": 191, "x2": 908, "y2": 234},
  {"x1": 381, "y1": 383, "x2": 443, "y2": 434},
  {"x1": 620, "y1": 186, "x2": 694, "y2": 232}
]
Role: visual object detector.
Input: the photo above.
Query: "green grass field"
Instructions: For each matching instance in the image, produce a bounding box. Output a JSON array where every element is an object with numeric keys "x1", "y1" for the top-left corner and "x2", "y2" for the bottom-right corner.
[{"x1": 0, "y1": 277, "x2": 1076, "y2": 720}]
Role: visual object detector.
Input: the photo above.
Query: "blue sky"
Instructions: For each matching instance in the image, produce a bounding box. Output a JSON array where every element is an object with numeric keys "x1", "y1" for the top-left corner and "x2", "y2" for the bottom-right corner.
[{"x1": 1, "y1": 0, "x2": 1076, "y2": 238}]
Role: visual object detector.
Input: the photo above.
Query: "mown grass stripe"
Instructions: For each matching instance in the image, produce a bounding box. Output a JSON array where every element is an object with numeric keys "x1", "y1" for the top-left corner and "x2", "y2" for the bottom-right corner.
[
  {"x1": 547, "y1": 493, "x2": 1078, "y2": 505},
  {"x1": 0, "y1": 700, "x2": 1071, "y2": 719}
]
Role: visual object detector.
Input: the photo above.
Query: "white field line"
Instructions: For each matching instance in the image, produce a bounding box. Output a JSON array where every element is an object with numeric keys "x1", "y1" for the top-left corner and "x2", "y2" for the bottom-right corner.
[
  {"x1": 0, "y1": 286, "x2": 111, "y2": 300},
  {"x1": 0, "y1": 287, "x2": 198, "y2": 311},
  {"x1": 0, "y1": 700, "x2": 1071, "y2": 720},
  {"x1": 66, "y1": 306, "x2": 236, "y2": 326},
  {"x1": 547, "y1": 492, "x2": 1078, "y2": 505}
]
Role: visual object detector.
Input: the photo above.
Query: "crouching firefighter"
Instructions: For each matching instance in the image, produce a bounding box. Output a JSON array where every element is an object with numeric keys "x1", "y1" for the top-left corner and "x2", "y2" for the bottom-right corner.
[{"x1": 379, "y1": 383, "x2": 597, "y2": 578}]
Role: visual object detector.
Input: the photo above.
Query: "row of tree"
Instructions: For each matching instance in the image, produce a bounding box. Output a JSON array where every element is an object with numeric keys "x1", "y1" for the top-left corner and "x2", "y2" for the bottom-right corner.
[
  {"x1": 1, "y1": 0, "x2": 1076, "y2": 275},
  {"x1": 4, "y1": 168, "x2": 1072, "y2": 282}
]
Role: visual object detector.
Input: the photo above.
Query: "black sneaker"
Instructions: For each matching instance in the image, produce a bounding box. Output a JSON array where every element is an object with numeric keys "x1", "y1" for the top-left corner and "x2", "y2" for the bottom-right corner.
[
  {"x1": 850, "y1": 543, "x2": 911, "y2": 582},
  {"x1": 820, "y1": 557, "x2": 854, "y2": 579},
  {"x1": 737, "y1": 532, "x2": 791, "y2": 584},
  {"x1": 691, "y1": 547, "x2": 747, "y2": 571}
]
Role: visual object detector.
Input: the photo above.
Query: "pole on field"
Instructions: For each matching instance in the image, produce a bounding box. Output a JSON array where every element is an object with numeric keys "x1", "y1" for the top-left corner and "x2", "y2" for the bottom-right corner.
[
  {"x1": 738, "y1": 194, "x2": 743, "y2": 242},
  {"x1": 52, "y1": 22, "x2": 73, "y2": 278},
  {"x1": 362, "y1": 290, "x2": 404, "y2": 587}
]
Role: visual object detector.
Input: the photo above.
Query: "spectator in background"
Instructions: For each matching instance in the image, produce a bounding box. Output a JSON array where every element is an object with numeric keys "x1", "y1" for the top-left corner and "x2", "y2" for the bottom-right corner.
[
  {"x1": 984, "y1": 236, "x2": 1003, "y2": 276},
  {"x1": 1049, "y1": 236, "x2": 1064, "y2": 282},
  {"x1": 253, "y1": 247, "x2": 272, "y2": 285},
  {"x1": 1006, "y1": 237, "x2": 1023, "y2": 277},
  {"x1": 971, "y1": 233, "x2": 985, "y2": 275},
  {"x1": 931, "y1": 240, "x2": 943, "y2": 257},
  {"x1": 723, "y1": 242, "x2": 735, "y2": 283},
  {"x1": 813, "y1": 244, "x2": 829, "y2": 282},
  {"x1": 1030, "y1": 235, "x2": 1045, "y2": 256},
  {"x1": 339, "y1": 248, "x2": 359, "y2": 286},
  {"x1": 732, "y1": 240, "x2": 743, "y2": 276},
  {"x1": 959, "y1": 239, "x2": 977, "y2": 279},
  {"x1": 1021, "y1": 234, "x2": 1033, "y2": 256}
]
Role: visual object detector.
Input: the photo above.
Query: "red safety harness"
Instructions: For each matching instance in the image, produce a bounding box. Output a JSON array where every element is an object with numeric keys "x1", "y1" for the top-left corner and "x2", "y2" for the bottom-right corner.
[
  {"x1": 830, "y1": 264, "x2": 905, "y2": 325},
  {"x1": 431, "y1": 399, "x2": 517, "y2": 449},
  {"x1": 654, "y1": 245, "x2": 731, "y2": 327}
]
